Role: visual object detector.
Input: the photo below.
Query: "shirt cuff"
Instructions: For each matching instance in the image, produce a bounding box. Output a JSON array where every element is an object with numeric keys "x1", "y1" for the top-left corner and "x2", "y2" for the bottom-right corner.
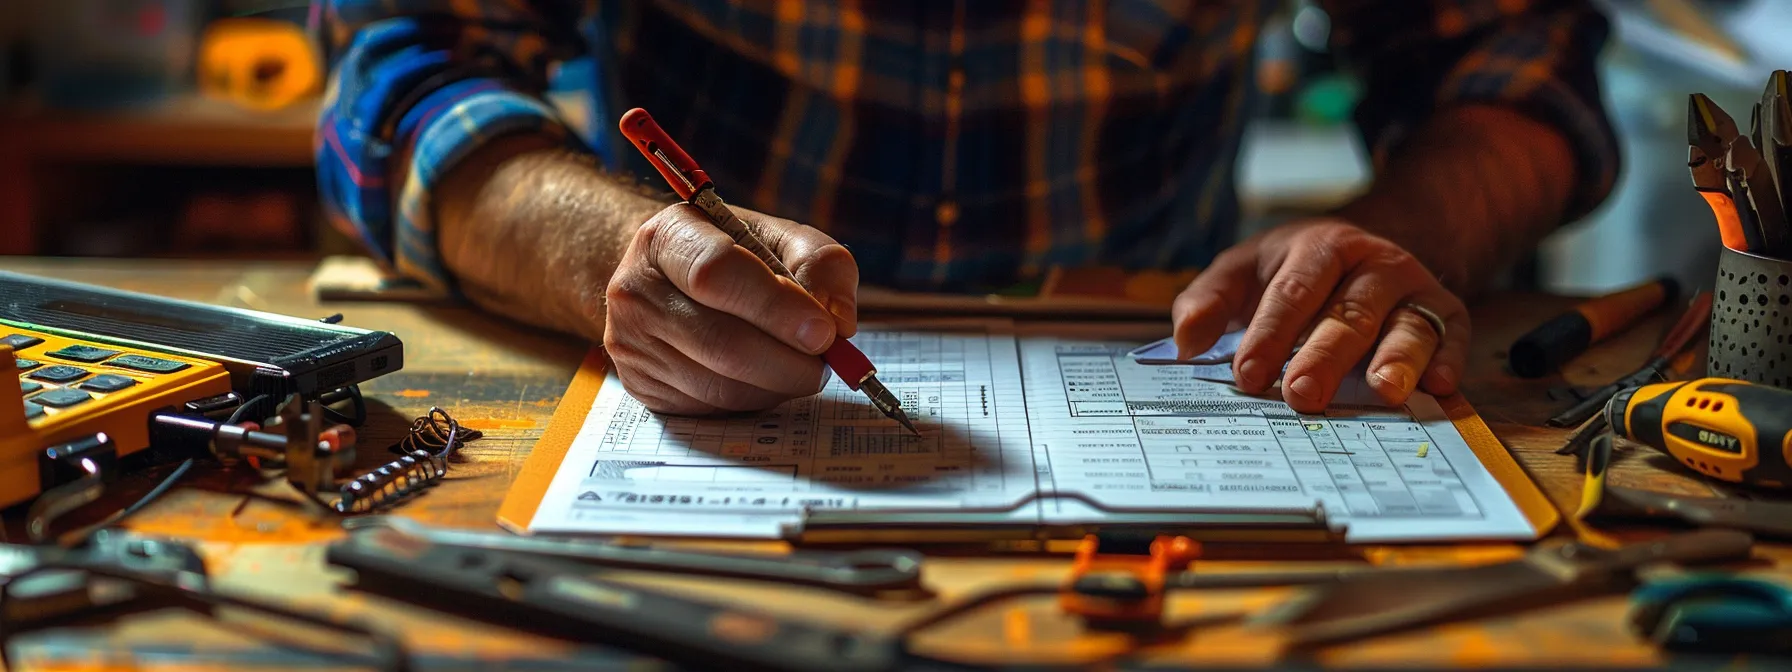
[{"x1": 391, "y1": 79, "x2": 580, "y2": 294}]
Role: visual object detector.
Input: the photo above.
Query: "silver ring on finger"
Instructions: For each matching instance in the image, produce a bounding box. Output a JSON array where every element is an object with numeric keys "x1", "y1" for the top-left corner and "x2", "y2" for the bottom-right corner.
[{"x1": 1399, "y1": 302, "x2": 1447, "y2": 342}]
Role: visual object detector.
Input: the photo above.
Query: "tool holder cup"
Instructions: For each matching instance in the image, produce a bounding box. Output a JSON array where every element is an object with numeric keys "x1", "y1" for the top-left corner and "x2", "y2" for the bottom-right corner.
[{"x1": 1710, "y1": 246, "x2": 1792, "y2": 386}]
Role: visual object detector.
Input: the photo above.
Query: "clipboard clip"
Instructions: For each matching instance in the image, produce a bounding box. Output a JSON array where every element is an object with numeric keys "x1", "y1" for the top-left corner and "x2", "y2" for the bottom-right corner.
[{"x1": 786, "y1": 491, "x2": 1342, "y2": 546}]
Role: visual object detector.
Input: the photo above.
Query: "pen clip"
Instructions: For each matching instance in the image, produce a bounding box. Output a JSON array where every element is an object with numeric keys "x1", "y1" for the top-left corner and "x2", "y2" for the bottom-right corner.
[{"x1": 620, "y1": 108, "x2": 712, "y2": 200}]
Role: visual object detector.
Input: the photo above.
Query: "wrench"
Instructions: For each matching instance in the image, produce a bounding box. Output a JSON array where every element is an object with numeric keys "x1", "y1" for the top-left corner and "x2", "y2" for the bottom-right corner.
[{"x1": 343, "y1": 516, "x2": 929, "y2": 599}]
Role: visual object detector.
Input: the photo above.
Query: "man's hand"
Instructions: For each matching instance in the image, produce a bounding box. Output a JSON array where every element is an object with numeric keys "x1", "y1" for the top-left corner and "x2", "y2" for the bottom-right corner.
[
  {"x1": 433, "y1": 138, "x2": 859, "y2": 416},
  {"x1": 603, "y1": 204, "x2": 860, "y2": 415},
  {"x1": 1170, "y1": 219, "x2": 1470, "y2": 413}
]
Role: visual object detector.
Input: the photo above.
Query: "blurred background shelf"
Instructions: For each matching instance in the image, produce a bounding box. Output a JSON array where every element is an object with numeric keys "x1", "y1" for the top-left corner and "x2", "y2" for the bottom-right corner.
[
  {"x1": 0, "y1": 96, "x2": 323, "y2": 257},
  {"x1": 0, "y1": 0, "x2": 330, "y2": 260},
  {"x1": 0, "y1": 0, "x2": 1785, "y2": 298},
  {"x1": 0, "y1": 96, "x2": 316, "y2": 166}
]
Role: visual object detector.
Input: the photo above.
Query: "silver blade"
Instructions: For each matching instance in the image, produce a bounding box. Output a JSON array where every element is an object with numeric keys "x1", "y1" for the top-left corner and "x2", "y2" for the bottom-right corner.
[{"x1": 1257, "y1": 560, "x2": 1567, "y2": 647}]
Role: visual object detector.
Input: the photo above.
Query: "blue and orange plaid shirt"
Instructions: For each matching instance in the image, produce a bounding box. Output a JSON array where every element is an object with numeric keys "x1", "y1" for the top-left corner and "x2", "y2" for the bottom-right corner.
[{"x1": 313, "y1": 0, "x2": 1618, "y2": 294}]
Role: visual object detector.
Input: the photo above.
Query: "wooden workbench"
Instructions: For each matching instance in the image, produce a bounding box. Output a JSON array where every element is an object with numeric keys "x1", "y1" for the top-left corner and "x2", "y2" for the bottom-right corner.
[{"x1": 1, "y1": 257, "x2": 1785, "y2": 670}]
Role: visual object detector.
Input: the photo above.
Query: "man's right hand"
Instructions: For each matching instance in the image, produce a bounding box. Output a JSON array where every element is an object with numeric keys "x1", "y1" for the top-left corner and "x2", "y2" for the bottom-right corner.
[{"x1": 602, "y1": 203, "x2": 860, "y2": 415}]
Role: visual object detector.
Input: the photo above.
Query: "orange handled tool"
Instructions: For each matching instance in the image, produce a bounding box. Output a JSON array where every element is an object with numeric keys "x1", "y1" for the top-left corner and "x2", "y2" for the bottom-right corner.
[
  {"x1": 1060, "y1": 533, "x2": 1201, "y2": 628},
  {"x1": 1695, "y1": 188, "x2": 1750, "y2": 252},
  {"x1": 1509, "y1": 276, "x2": 1679, "y2": 379},
  {"x1": 1690, "y1": 93, "x2": 1769, "y2": 253},
  {"x1": 619, "y1": 108, "x2": 918, "y2": 435}
]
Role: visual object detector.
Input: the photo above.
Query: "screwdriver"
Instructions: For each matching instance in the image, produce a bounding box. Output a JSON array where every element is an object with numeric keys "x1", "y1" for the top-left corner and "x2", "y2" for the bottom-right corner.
[
  {"x1": 619, "y1": 108, "x2": 919, "y2": 436},
  {"x1": 1508, "y1": 276, "x2": 1678, "y2": 379},
  {"x1": 1544, "y1": 289, "x2": 1710, "y2": 428},
  {"x1": 1605, "y1": 377, "x2": 1792, "y2": 489}
]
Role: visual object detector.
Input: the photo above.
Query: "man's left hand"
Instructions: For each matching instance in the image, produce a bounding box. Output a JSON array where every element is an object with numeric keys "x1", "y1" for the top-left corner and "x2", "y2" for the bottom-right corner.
[{"x1": 1170, "y1": 219, "x2": 1470, "y2": 413}]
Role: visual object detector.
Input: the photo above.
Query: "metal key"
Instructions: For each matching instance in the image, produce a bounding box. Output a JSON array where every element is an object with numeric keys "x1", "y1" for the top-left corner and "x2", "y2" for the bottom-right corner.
[{"x1": 344, "y1": 516, "x2": 928, "y2": 599}]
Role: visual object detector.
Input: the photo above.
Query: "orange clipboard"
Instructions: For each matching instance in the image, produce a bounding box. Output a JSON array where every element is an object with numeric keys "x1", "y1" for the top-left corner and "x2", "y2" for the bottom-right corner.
[
  {"x1": 498, "y1": 347, "x2": 1561, "y2": 542},
  {"x1": 497, "y1": 347, "x2": 610, "y2": 534}
]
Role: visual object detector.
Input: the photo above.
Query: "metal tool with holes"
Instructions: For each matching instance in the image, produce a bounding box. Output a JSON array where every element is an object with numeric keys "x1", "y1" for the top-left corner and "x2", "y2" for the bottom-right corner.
[{"x1": 345, "y1": 516, "x2": 928, "y2": 599}]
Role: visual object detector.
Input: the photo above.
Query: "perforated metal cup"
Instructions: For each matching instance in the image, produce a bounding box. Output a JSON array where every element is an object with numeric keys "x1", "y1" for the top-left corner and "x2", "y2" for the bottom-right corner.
[{"x1": 1708, "y1": 246, "x2": 1792, "y2": 386}]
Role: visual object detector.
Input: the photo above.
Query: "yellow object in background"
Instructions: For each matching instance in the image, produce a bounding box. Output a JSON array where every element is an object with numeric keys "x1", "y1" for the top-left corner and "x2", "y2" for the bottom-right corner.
[
  {"x1": 197, "y1": 18, "x2": 321, "y2": 111},
  {"x1": 1, "y1": 328, "x2": 230, "y2": 509}
]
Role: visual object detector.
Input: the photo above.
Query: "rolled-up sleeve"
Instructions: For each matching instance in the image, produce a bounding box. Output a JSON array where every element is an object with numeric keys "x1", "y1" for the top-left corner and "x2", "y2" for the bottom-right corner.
[
  {"x1": 1322, "y1": 0, "x2": 1621, "y2": 221},
  {"x1": 312, "y1": 1, "x2": 590, "y2": 292}
]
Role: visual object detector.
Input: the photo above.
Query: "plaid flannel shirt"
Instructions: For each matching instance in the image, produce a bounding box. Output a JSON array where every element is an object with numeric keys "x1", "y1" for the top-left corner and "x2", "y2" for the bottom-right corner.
[{"x1": 313, "y1": 0, "x2": 1618, "y2": 294}]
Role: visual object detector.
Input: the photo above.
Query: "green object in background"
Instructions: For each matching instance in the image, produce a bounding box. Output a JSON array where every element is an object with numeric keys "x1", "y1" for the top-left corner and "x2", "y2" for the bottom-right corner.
[
  {"x1": 1295, "y1": 74, "x2": 1360, "y2": 126},
  {"x1": 1629, "y1": 575, "x2": 1792, "y2": 654}
]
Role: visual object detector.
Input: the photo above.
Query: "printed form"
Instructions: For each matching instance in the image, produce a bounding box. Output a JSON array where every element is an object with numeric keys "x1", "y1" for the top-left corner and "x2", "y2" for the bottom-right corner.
[{"x1": 528, "y1": 329, "x2": 1535, "y2": 542}]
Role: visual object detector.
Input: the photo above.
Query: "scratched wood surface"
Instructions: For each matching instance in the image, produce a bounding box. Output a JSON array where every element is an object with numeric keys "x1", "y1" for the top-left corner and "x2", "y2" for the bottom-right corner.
[{"x1": 1, "y1": 257, "x2": 1787, "y2": 671}]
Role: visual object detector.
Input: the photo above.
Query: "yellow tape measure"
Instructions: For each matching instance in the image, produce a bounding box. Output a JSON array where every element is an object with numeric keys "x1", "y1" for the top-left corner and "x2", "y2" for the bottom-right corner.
[{"x1": 197, "y1": 18, "x2": 321, "y2": 111}]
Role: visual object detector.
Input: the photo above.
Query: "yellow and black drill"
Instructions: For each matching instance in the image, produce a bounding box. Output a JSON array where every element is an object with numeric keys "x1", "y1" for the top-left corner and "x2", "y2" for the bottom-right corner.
[{"x1": 1606, "y1": 377, "x2": 1792, "y2": 489}]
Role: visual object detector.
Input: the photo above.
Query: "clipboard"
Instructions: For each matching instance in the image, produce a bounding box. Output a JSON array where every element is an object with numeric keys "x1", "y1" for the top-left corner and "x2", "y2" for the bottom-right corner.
[{"x1": 498, "y1": 343, "x2": 1560, "y2": 545}]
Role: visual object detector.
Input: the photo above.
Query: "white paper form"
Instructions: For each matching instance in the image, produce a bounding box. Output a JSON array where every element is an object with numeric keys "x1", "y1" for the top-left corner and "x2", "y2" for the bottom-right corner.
[
  {"x1": 529, "y1": 329, "x2": 1041, "y2": 537},
  {"x1": 1019, "y1": 338, "x2": 1536, "y2": 542}
]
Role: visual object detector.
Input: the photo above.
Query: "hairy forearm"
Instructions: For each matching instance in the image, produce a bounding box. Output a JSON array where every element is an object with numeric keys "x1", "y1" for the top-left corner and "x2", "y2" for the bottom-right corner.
[
  {"x1": 434, "y1": 135, "x2": 667, "y2": 341},
  {"x1": 1332, "y1": 105, "x2": 1577, "y2": 299}
]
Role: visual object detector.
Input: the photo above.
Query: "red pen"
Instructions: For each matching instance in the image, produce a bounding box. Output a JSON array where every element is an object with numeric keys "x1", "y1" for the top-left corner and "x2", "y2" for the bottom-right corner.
[{"x1": 619, "y1": 108, "x2": 919, "y2": 436}]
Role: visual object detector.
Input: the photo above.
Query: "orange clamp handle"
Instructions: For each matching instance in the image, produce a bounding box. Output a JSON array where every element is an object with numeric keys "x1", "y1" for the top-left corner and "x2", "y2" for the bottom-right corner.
[
  {"x1": 1060, "y1": 534, "x2": 1201, "y2": 623},
  {"x1": 619, "y1": 108, "x2": 712, "y2": 200}
]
